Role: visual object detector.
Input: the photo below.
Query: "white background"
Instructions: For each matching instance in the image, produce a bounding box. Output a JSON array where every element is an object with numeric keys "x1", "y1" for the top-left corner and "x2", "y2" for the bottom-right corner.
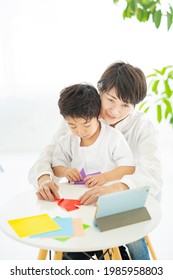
[{"x1": 0, "y1": 0, "x2": 173, "y2": 260}]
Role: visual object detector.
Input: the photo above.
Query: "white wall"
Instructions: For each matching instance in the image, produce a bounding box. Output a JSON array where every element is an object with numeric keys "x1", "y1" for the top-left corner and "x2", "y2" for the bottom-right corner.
[{"x1": 0, "y1": 0, "x2": 173, "y2": 152}]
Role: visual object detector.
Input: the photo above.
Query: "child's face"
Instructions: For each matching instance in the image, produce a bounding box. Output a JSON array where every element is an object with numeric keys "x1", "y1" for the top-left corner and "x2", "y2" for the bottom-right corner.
[
  {"x1": 65, "y1": 116, "x2": 100, "y2": 140},
  {"x1": 100, "y1": 88, "x2": 134, "y2": 126}
]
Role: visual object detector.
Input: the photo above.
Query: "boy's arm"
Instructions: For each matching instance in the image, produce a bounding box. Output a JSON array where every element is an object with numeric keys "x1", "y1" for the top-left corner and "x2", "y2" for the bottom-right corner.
[
  {"x1": 52, "y1": 166, "x2": 82, "y2": 182},
  {"x1": 52, "y1": 166, "x2": 68, "y2": 178},
  {"x1": 84, "y1": 165, "x2": 135, "y2": 187},
  {"x1": 85, "y1": 129, "x2": 135, "y2": 188}
]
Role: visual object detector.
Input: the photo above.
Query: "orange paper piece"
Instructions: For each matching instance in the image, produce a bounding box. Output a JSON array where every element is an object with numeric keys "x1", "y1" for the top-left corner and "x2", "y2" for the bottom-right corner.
[{"x1": 73, "y1": 218, "x2": 85, "y2": 236}]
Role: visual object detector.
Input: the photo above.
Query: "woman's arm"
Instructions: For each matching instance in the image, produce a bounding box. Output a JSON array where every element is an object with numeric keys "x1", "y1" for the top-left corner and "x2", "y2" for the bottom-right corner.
[
  {"x1": 104, "y1": 165, "x2": 135, "y2": 181},
  {"x1": 120, "y1": 128, "x2": 162, "y2": 198},
  {"x1": 28, "y1": 118, "x2": 69, "y2": 190}
]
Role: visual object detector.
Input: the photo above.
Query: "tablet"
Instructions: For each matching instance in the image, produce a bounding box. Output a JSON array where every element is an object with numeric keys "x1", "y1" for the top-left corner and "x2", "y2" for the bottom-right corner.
[{"x1": 95, "y1": 186, "x2": 151, "y2": 231}]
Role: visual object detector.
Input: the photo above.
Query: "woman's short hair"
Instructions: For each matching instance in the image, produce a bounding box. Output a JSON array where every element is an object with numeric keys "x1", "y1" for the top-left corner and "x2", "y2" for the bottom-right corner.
[{"x1": 98, "y1": 61, "x2": 147, "y2": 105}]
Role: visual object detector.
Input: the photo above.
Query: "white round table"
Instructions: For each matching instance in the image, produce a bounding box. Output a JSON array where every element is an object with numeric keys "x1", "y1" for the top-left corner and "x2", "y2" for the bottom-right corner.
[{"x1": 0, "y1": 183, "x2": 161, "y2": 253}]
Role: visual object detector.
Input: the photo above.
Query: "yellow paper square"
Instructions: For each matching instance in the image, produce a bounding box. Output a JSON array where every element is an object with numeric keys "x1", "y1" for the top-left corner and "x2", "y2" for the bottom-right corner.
[{"x1": 8, "y1": 213, "x2": 60, "y2": 238}]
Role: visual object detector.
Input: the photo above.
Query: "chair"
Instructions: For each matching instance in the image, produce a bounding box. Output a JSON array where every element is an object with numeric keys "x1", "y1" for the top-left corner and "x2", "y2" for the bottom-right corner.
[
  {"x1": 145, "y1": 235, "x2": 157, "y2": 260},
  {"x1": 109, "y1": 235, "x2": 157, "y2": 260},
  {"x1": 37, "y1": 235, "x2": 157, "y2": 260}
]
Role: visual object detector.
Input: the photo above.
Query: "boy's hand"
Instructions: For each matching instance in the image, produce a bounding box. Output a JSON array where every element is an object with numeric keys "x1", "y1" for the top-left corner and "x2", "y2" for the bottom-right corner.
[
  {"x1": 64, "y1": 168, "x2": 83, "y2": 182},
  {"x1": 84, "y1": 174, "x2": 106, "y2": 188},
  {"x1": 36, "y1": 177, "x2": 60, "y2": 201}
]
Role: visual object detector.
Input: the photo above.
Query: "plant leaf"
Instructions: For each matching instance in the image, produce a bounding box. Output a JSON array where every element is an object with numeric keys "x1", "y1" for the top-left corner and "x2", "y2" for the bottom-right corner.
[
  {"x1": 168, "y1": 70, "x2": 173, "y2": 79},
  {"x1": 144, "y1": 2, "x2": 157, "y2": 13},
  {"x1": 154, "y1": 69, "x2": 163, "y2": 75},
  {"x1": 170, "y1": 114, "x2": 173, "y2": 125},
  {"x1": 160, "y1": 66, "x2": 170, "y2": 75},
  {"x1": 163, "y1": 98, "x2": 173, "y2": 114},
  {"x1": 147, "y1": 74, "x2": 157, "y2": 78},
  {"x1": 151, "y1": 79, "x2": 159, "y2": 94},
  {"x1": 164, "y1": 80, "x2": 172, "y2": 97},
  {"x1": 137, "y1": 8, "x2": 144, "y2": 22},
  {"x1": 153, "y1": 10, "x2": 162, "y2": 28},
  {"x1": 130, "y1": 0, "x2": 136, "y2": 13},
  {"x1": 139, "y1": 101, "x2": 147, "y2": 110},
  {"x1": 157, "y1": 104, "x2": 162, "y2": 122},
  {"x1": 144, "y1": 107, "x2": 150, "y2": 113},
  {"x1": 164, "y1": 107, "x2": 170, "y2": 118},
  {"x1": 167, "y1": 12, "x2": 173, "y2": 30}
]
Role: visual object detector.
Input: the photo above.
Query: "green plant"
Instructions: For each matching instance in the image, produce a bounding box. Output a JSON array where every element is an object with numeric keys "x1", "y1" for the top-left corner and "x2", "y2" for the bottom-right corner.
[
  {"x1": 139, "y1": 65, "x2": 173, "y2": 125},
  {"x1": 113, "y1": 0, "x2": 173, "y2": 125},
  {"x1": 113, "y1": 0, "x2": 173, "y2": 30}
]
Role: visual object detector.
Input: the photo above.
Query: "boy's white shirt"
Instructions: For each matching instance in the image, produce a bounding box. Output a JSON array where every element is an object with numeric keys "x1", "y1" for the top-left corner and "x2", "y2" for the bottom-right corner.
[
  {"x1": 51, "y1": 120, "x2": 134, "y2": 178},
  {"x1": 28, "y1": 110, "x2": 163, "y2": 197}
]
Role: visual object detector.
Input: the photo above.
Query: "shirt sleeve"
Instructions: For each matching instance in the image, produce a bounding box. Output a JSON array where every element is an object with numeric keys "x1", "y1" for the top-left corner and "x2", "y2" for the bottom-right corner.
[
  {"x1": 120, "y1": 124, "x2": 163, "y2": 198},
  {"x1": 28, "y1": 117, "x2": 69, "y2": 189},
  {"x1": 52, "y1": 136, "x2": 71, "y2": 169},
  {"x1": 111, "y1": 130, "x2": 135, "y2": 167}
]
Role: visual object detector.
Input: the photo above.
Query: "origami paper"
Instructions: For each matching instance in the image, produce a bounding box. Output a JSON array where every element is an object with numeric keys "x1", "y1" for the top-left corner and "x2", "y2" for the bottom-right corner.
[
  {"x1": 55, "y1": 198, "x2": 81, "y2": 211},
  {"x1": 83, "y1": 224, "x2": 90, "y2": 230},
  {"x1": 72, "y1": 218, "x2": 85, "y2": 236},
  {"x1": 74, "y1": 168, "x2": 101, "y2": 184},
  {"x1": 54, "y1": 237, "x2": 70, "y2": 242},
  {"x1": 8, "y1": 214, "x2": 60, "y2": 238},
  {"x1": 54, "y1": 223, "x2": 90, "y2": 242},
  {"x1": 30, "y1": 216, "x2": 74, "y2": 238},
  {"x1": 80, "y1": 168, "x2": 86, "y2": 178}
]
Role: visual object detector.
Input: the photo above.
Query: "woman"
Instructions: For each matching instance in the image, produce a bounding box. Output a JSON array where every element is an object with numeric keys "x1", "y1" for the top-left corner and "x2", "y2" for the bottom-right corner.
[{"x1": 28, "y1": 61, "x2": 162, "y2": 260}]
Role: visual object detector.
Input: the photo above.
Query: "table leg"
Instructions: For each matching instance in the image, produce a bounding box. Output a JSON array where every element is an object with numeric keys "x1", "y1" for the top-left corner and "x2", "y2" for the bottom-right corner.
[{"x1": 37, "y1": 249, "x2": 48, "y2": 260}]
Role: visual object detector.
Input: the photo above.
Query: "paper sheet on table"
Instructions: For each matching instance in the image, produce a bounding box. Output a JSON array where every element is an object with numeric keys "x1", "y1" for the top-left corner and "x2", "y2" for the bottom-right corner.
[
  {"x1": 72, "y1": 218, "x2": 85, "y2": 236},
  {"x1": 54, "y1": 223, "x2": 90, "y2": 242},
  {"x1": 30, "y1": 217, "x2": 74, "y2": 238},
  {"x1": 8, "y1": 214, "x2": 60, "y2": 238},
  {"x1": 55, "y1": 198, "x2": 81, "y2": 211}
]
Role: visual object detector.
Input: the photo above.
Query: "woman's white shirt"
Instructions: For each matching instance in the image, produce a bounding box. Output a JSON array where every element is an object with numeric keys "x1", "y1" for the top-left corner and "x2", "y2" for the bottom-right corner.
[{"x1": 28, "y1": 110, "x2": 162, "y2": 197}]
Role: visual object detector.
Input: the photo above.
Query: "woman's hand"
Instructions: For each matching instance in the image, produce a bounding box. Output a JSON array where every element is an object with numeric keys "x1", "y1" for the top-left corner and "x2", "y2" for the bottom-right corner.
[
  {"x1": 36, "y1": 175, "x2": 60, "y2": 201},
  {"x1": 84, "y1": 174, "x2": 106, "y2": 187},
  {"x1": 79, "y1": 182, "x2": 129, "y2": 205}
]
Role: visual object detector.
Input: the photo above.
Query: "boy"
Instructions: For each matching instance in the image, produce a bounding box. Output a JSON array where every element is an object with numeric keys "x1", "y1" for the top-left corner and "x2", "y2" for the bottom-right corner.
[{"x1": 51, "y1": 83, "x2": 135, "y2": 185}]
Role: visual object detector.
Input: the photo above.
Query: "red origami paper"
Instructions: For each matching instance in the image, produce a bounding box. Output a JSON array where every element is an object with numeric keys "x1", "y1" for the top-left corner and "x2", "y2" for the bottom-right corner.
[{"x1": 55, "y1": 198, "x2": 81, "y2": 211}]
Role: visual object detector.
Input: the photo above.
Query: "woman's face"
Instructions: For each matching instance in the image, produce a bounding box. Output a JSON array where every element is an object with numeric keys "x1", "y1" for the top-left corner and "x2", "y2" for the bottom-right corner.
[{"x1": 100, "y1": 88, "x2": 134, "y2": 126}]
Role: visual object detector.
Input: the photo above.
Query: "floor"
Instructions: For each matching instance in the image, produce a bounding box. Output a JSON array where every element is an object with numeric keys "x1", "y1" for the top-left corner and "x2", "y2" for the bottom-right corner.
[{"x1": 0, "y1": 147, "x2": 173, "y2": 260}]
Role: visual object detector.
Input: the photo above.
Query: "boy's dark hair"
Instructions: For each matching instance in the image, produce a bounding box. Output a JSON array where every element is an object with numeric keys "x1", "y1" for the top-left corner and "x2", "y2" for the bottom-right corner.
[
  {"x1": 58, "y1": 83, "x2": 101, "y2": 120},
  {"x1": 98, "y1": 61, "x2": 147, "y2": 105}
]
